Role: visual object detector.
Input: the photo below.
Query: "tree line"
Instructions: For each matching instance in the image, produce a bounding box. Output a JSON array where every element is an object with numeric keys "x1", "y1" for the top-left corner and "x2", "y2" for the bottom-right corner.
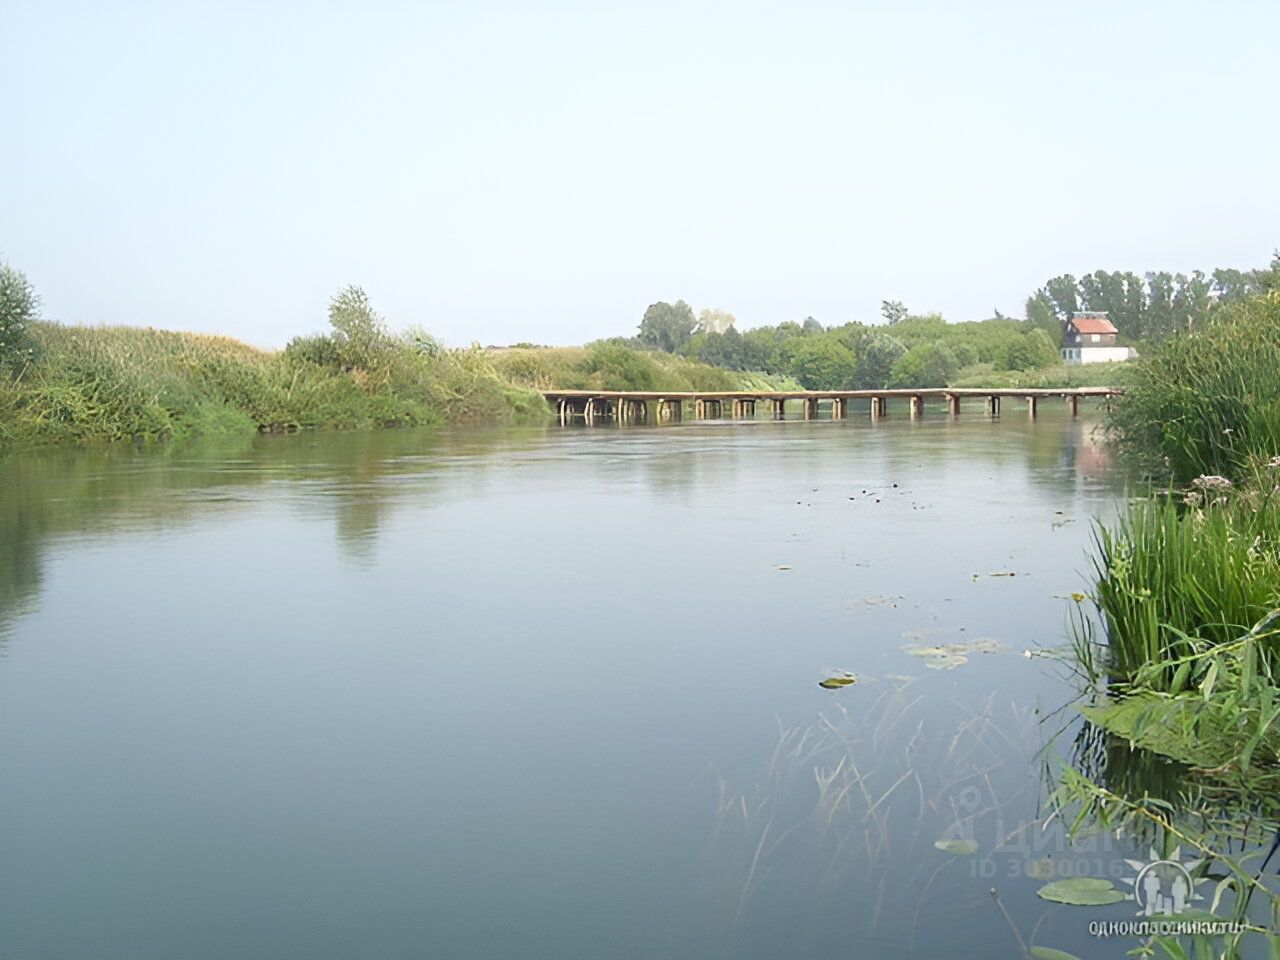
[{"x1": 635, "y1": 259, "x2": 1276, "y2": 390}]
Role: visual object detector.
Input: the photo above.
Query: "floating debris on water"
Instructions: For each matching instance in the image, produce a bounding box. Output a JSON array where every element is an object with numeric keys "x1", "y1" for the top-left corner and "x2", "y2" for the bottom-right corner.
[
  {"x1": 903, "y1": 638, "x2": 1004, "y2": 670},
  {"x1": 775, "y1": 565, "x2": 792, "y2": 571},
  {"x1": 818, "y1": 671, "x2": 858, "y2": 690},
  {"x1": 972, "y1": 571, "x2": 1018, "y2": 580},
  {"x1": 933, "y1": 839, "x2": 979, "y2": 855},
  {"x1": 854, "y1": 594, "x2": 905, "y2": 607}
]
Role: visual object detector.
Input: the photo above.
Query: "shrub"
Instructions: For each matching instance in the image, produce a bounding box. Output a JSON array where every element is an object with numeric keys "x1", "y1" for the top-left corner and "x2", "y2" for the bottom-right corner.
[
  {"x1": 891, "y1": 343, "x2": 959, "y2": 387},
  {"x1": 0, "y1": 263, "x2": 39, "y2": 370}
]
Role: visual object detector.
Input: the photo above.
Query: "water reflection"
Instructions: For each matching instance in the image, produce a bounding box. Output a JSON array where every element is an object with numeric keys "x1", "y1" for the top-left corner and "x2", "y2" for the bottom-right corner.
[{"x1": 1, "y1": 409, "x2": 1135, "y2": 959}]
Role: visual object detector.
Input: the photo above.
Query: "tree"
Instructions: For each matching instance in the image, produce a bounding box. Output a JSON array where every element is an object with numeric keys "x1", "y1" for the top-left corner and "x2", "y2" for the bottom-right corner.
[
  {"x1": 802, "y1": 316, "x2": 824, "y2": 334},
  {"x1": 787, "y1": 338, "x2": 857, "y2": 389},
  {"x1": 0, "y1": 262, "x2": 39, "y2": 369},
  {"x1": 1025, "y1": 293, "x2": 1059, "y2": 340},
  {"x1": 638, "y1": 300, "x2": 696, "y2": 353},
  {"x1": 881, "y1": 300, "x2": 908, "y2": 324},
  {"x1": 1003, "y1": 330, "x2": 1058, "y2": 371},
  {"x1": 1041, "y1": 275, "x2": 1080, "y2": 323},
  {"x1": 328, "y1": 284, "x2": 390, "y2": 370},
  {"x1": 891, "y1": 343, "x2": 959, "y2": 387},
  {"x1": 850, "y1": 332, "x2": 906, "y2": 388}
]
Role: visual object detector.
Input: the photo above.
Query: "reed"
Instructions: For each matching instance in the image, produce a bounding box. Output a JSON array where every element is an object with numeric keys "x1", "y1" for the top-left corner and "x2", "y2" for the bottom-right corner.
[
  {"x1": 0, "y1": 322, "x2": 545, "y2": 447},
  {"x1": 1089, "y1": 478, "x2": 1280, "y2": 687},
  {"x1": 1107, "y1": 291, "x2": 1280, "y2": 483}
]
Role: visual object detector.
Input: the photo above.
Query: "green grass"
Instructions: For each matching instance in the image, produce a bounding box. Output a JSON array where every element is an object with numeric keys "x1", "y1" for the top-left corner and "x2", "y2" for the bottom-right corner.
[
  {"x1": 0, "y1": 322, "x2": 546, "y2": 448},
  {"x1": 1107, "y1": 291, "x2": 1280, "y2": 482},
  {"x1": 0, "y1": 324, "x2": 799, "y2": 450},
  {"x1": 1090, "y1": 489, "x2": 1280, "y2": 686},
  {"x1": 949, "y1": 361, "x2": 1133, "y2": 389}
]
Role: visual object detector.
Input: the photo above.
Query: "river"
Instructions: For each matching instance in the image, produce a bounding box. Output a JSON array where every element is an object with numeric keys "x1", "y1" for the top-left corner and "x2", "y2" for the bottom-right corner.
[{"x1": 0, "y1": 409, "x2": 1141, "y2": 959}]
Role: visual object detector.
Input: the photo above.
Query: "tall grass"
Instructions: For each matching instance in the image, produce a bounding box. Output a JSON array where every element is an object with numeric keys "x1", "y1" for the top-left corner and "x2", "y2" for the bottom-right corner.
[
  {"x1": 1091, "y1": 489, "x2": 1280, "y2": 685},
  {"x1": 0, "y1": 322, "x2": 545, "y2": 447},
  {"x1": 1083, "y1": 291, "x2": 1280, "y2": 685},
  {"x1": 1107, "y1": 291, "x2": 1280, "y2": 482}
]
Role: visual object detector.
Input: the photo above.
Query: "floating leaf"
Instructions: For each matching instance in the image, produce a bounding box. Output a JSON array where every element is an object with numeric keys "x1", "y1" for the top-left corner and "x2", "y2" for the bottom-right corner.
[
  {"x1": 1036, "y1": 877, "x2": 1127, "y2": 906},
  {"x1": 903, "y1": 638, "x2": 1005, "y2": 670},
  {"x1": 933, "y1": 839, "x2": 978, "y2": 855},
  {"x1": 818, "y1": 672, "x2": 858, "y2": 690},
  {"x1": 1029, "y1": 948, "x2": 1082, "y2": 960}
]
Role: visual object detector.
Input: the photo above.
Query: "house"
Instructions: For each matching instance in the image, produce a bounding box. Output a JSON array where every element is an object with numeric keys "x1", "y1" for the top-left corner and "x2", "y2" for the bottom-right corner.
[{"x1": 1061, "y1": 312, "x2": 1136, "y2": 364}]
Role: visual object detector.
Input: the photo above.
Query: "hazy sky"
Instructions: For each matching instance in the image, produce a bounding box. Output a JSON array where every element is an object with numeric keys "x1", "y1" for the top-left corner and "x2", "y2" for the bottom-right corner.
[{"x1": 5, "y1": 1, "x2": 1279, "y2": 347}]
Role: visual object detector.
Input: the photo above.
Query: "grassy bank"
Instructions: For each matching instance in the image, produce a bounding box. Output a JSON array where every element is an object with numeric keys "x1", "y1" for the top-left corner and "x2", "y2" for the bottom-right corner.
[
  {"x1": 0, "y1": 323, "x2": 798, "y2": 451},
  {"x1": 0, "y1": 321, "x2": 547, "y2": 448},
  {"x1": 949, "y1": 361, "x2": 1133, "y2": 389},
  {"x1": 1082, "y1": 290, "x2": 1280, "y2": 680}
]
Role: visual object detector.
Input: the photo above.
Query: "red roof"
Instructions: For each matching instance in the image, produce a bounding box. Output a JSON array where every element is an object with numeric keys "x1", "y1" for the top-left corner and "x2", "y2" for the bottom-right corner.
[{"x1": 1069, "y1": 316, "x2": 1118, "y2": 335}]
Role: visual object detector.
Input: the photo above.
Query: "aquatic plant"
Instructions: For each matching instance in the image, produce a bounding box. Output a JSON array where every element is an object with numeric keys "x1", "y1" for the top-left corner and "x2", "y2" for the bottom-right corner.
[
  {"x1": 1088, "y1": 490, "x2": 1280, "y2": 686},
  {"x1": 1107, "y1": 289, "x2": 1280, "y2": 483}
]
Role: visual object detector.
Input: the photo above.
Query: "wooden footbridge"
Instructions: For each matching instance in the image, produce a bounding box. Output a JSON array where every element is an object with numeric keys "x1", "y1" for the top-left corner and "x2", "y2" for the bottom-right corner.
[{"x1": 543, "y1": 387, "x2": 1118, "y2": 425}]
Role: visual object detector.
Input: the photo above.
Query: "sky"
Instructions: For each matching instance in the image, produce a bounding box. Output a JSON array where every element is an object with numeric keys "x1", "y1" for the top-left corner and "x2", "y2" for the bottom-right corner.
[{"x1": 4, "y1": 1, "x2": 1279, "y2": 348}]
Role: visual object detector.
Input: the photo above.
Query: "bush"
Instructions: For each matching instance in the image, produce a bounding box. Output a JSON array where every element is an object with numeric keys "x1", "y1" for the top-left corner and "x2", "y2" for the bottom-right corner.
[
  {"x1": 891, "y1": 343, "x2": 959, "y2": 387},
  {"x1": 0, "y1": 263, "x2": 39, "y2": 370},
  {"x1": 284, "y1": 333, "x2": 342, "y2": 368}
]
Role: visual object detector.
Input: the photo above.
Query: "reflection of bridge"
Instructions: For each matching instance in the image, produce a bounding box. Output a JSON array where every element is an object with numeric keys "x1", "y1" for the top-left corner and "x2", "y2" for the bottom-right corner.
[{"x1": 543, "y1": 387, "x2": 1119, "y2": 425}]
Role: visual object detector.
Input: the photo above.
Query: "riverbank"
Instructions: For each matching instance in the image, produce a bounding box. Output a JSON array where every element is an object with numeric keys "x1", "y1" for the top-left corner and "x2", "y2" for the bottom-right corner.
[{"x1": 0, "y1": 323, "x2": 808, "y2": 450}]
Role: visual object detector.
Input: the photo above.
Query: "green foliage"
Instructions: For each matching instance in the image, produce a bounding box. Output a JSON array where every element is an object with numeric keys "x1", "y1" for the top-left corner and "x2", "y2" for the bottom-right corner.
[
  {"x1": 0, "y1": 316, "x2": 547, "y2": 449},
  {"x1": 786, "y1": 337, "x2": 856, "y2": 389},
  {"x1": 1028, "y1": 261, "x2": 1274, "y2": 347},
  {"x1": 1003, "y1": 328, "x2": 1059, "y2": 371},
  {"x1": 949, "y1": 361, "x2": 1132, "y2": 389},
  {"x1": 1089, "y1": 488, "x2": 1280, "y2": 686},
  {"x1": 0, "y1": 262, "x2": 39, "y2": 370},
  {"x1": 284, "y1": 332, "x2": 342, "y2": 368},
  {"x1": 637, "y1": 300, "x2": 696, "y2": 353},
  {"x1": 1107, "y1": 292, "x2": 1280, "y2": 481},
  {"x1": 489, "y1": 341, "x2": 763, "y2": 393},
  {"x1": 327, "y1": 284, "x2": 393, "y2": 371},
  {"x1": 847, "y1": 331, "x2": 906, "y2": 389},
  {"x1": 890, "y1": 342, "x2": 958, "y2": 387},
  {"x1": 880, "y1": 300, "x2": 908, "y2": 324}
]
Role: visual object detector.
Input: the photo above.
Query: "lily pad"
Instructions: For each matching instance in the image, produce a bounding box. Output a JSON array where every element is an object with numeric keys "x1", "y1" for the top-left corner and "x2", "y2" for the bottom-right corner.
[
  {"x1": 903, "y1": 638, "x2": 1004, "y2": 670},
  {"x1": 818, "y1": 672, "x2": 858, "y2": 690},
  {"x1": 1035, "y1": 877, "x2": 1127, "y2": 906},
  {"x1": 933, "y1": 839, "x2": 978, "y2": 855}
]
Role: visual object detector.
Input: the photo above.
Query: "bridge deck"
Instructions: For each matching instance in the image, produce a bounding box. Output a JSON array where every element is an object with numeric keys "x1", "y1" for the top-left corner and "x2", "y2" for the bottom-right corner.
[
  {"x1": 542, "y1": 387, "x2": 1116, "y2": 401},
  {"x1": 543, "y1": 385, "x2": 1118, "y2": 424}
]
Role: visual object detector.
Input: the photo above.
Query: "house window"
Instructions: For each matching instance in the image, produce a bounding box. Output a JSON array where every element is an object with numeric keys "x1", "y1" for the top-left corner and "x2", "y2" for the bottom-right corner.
[{"x1": 1091, "y1": 334, "x2": 1100, "y2": 343}]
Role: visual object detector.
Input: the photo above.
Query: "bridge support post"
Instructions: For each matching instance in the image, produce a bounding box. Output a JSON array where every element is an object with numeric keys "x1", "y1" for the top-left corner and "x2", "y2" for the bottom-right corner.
[
  {"x1": 946, "y1": 394, "x2": 960, "y2": 419},
  {"x1": 773, "y1": 399, "x2": 785, "y2": 420},
  {"x1": 988, "y1": 395, "x2": 1000, "y2": 418},
  {"x1": 910, "y1": 395, "x2": 923, "y2": 419},
  {"x1": 1027, "y1": 396, "x2": 1037, "y2": 419},
  {"x1": 804, "y1": 398, "x2": 818, "y2": 420},
  {"x1": 869, "y1": 396, "x2": 882, "y2": 420},
  {"x1": 1067, "y1": 395, "x2": 1079, "y2": 417},
  {"x1": 832, "y1": 398, "x2": 845, "y2": 419}
]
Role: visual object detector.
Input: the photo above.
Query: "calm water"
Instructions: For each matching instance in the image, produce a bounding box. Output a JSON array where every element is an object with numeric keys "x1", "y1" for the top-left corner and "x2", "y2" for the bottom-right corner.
[{"x1": 1, "y1": 410, "x2": 1141, "y2": 959}]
